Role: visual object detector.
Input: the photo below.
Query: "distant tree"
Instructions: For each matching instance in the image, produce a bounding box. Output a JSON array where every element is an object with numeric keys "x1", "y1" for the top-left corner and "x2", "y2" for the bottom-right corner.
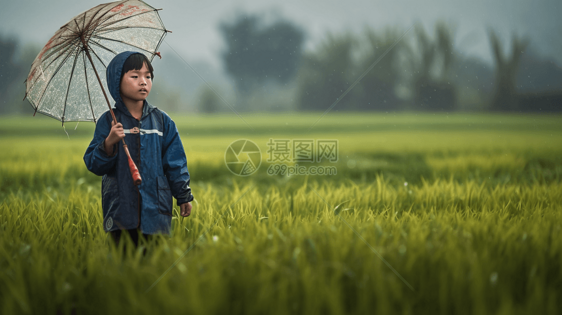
[
  {"x1": 0, "y1": 36, "x2": 22, "y2": 113},
  {"x1": 488, "y1": 30, "x2": 529, "y2": 111},
  {"x1": 450, "y1": 55, "x2": 494, "y2": 110},
  {"x1": 219, "y1": 14, "x2": 304, "y2": 110},
  {"x1": 296, "y1": 32, "x2": 356, "y2": 111},
  {"x1": 352, "y1": 27, "x2": 405, "y2": 111},
  {"x1": 198, "y1": 85, "x2": 221, "y2": 113},
  {"x1": 408, "y1": 22, "x2": 457, "y2": 111},
  {"x1": 517, "y1": 48, "x2": 562, "y2": 93},
  {"x1": 450, "y1": 56, "x2": 494, "y2": 93},
  {"x1": 435, "y1": 23, "x2": 455, "y2": 80},
  {"x1": 0, "y1": 38, "x2": 40, "y2": 115}
]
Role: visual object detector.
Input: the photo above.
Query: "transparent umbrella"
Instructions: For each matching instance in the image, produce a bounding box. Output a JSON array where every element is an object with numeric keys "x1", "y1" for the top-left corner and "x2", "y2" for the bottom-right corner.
[{"x1": 23, "y1": 0, "x2": 170, "y2": 185}]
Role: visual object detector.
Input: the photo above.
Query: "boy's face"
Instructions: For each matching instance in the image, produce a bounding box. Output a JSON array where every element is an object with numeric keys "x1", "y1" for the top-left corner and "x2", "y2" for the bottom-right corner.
[{"x1": 120, "y1": 62, "x2": 152, "y2": 103}]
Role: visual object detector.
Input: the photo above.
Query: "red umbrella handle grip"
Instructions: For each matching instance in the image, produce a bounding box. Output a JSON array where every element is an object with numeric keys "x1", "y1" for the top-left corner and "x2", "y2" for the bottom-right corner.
[
  {"x1": 128, "y1": 155, "x2": 142, "y2": 186},
  {"x1": 123, "y1": 144, "x2": 142, "y2": 186}
]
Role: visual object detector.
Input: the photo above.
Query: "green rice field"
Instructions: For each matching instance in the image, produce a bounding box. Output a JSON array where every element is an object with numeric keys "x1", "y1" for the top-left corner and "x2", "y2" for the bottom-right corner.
[{"x1": 1, "y1": 112, "x2": 561, "y2": 314}]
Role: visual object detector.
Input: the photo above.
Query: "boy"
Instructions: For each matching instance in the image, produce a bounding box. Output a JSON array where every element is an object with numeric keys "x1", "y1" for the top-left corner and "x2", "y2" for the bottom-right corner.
[{"x1": 84, "y1": 51, "x2": 193, "y2": 248}]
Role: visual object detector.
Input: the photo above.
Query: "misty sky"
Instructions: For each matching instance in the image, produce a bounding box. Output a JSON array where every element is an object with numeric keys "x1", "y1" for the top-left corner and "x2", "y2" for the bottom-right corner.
[{"x1": 1, "y1": 0, "x2": 560, "y2": 70}]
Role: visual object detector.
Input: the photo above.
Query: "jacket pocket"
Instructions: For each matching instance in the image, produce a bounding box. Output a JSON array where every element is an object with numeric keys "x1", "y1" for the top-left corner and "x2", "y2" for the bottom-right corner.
[{"x1": 157, "y1": 175, "x2": 173, "y2": 216}]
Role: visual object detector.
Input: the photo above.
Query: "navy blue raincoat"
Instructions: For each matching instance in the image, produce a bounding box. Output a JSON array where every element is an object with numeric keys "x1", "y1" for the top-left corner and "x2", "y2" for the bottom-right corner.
[{"x1": 84, "y1": 51, "x2": 194, "y2": 235}]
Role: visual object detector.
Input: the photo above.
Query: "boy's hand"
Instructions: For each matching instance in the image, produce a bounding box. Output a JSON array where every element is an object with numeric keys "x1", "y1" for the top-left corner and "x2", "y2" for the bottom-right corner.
[
  {"x1": 180, "y1": 202, "x2": 192, "y2": 217},
  {"x1": 106, "y1": 120, "x2": 125, "y2": 146},
  {"x1": 104, "y1": 120, "x2": 125, "y2": 156}
]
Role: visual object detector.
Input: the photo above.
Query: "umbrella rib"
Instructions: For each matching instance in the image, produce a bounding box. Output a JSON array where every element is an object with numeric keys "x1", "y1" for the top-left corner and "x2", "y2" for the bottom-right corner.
[
  {"x1": 73, "y1": 18, "x2": 83, "y2": 37},
  {"x1": 34, "y1": 48, "x2": 78, "y2": 111},
  {"x1": 82, "y1": 10, "x2": 87, "y2": 31},
  {"x1": 96, "y1": 25, "x2": 166, "y2": 36},
  {"x1": 40, "y1": 36, "x2": 79, "y2": 60},
  {"x1": 37, "y1": 35, "x2": 74, "y2": 58},
  {"x1": 89, "y1": 39, "x2": 118, "y2": 56},
  {"x1": 35, "y1": 111, "x2": 69, "y2": 123},
  {"x1": 37, "y1": 39, "x2": 79, "y2": 72},
  {"x1": 151, "y1": 9, "x2": 168, "y2": 60},
  {"x1": 92, "y1": 35, "x2": 156, "y2": 55},
  {"x1": 82, "y1": 51, "x2": 97, "y2": 124},
  {"x1": 31, "y1": 40, "x2": 79, "y2": 86},
  {"x1": 39, "y1": 41, "x2": 79, "y2": 72},
  {"x1": 85, "y1": 2, "x2": 121, "y2": 34},
  {"x1": 153, "y1": 32, "x2": 167, "y2": 62},
  {"x1": 98, "y1": 9, "x2": 161, "y2": 30},
  {"x1": 91, "y1": 1, "x2": 139, "y2": 30},
  {"x1": 153, "y1": 8, "x2": 166, "y2": 28},
  {"x1": 61, "y1": 47, "x2": 81, "y2": 126},
  {"x1": 88, "y1": 46, "x2": 108, "y2": 69}
]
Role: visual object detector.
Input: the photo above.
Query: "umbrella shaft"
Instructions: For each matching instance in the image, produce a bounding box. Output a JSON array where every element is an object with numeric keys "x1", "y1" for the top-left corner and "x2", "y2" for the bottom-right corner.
[
  {"x1": 82, "y1": 43, "x2": 139, "y2": 183},
  {"x1": 80, "y1": 36, "x2": 119, "y2": 128}
]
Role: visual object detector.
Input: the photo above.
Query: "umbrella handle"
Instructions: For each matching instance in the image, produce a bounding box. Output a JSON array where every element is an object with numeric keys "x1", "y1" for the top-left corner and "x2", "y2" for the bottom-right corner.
[{"x1": 122, "y1": 142, "x2": 142, "y2": 186}]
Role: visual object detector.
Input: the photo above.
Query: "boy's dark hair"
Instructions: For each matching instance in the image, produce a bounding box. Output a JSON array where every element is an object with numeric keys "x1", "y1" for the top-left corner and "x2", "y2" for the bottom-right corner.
[{"x1": 120, "y1": 53, "x2": 154, "y2": 82}]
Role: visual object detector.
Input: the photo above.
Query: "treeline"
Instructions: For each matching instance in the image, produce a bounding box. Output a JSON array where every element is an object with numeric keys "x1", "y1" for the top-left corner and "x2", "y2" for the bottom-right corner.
[
  {"x1": 0, "y1": 36, "x2": 38, "y2": 115},
  {"x1": 217, "y1": 14, "x2": 562, "y2": 113},
  {"x1": 3, "y1": 15, "x2": 562, "y2": 115}
]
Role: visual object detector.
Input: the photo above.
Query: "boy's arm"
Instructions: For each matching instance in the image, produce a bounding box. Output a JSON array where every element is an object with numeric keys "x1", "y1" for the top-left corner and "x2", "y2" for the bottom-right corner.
[
  {"x1": 83, "y1": 112, "x2": 119, "y2": 176},
  {"x1": 162, "y1": 113, "x2": 194, "y2": 205}
]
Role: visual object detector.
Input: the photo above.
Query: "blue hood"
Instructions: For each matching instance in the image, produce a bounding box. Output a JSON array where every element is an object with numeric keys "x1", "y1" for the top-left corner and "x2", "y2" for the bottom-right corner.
[{"x1": 106, "y1": 51, "x2": 155, "y2": 118}]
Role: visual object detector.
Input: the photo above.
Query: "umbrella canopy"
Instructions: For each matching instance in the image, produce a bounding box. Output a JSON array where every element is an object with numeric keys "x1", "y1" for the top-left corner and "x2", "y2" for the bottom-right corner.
[{"x1": 24, "y1": 0, "x2": 169, "y2": 124}]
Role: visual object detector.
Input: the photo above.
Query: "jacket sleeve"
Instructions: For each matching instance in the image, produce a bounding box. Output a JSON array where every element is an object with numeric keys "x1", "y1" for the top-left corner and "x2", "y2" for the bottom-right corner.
[
  {"x1": 161, "y1": 112, "x2": 194, "y2": 205},
  {"x1": 83, "y1": 112, "x2": 118, "y2": 176}
]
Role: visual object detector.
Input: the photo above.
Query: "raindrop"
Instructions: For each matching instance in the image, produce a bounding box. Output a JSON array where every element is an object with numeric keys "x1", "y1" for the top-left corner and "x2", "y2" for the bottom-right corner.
[
  {"x1": 177, "y1": 263, "x2": 187, "y2": 274},
  {"x1": 490, "y1": 272, "x2": 498, "y2": 284}
]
